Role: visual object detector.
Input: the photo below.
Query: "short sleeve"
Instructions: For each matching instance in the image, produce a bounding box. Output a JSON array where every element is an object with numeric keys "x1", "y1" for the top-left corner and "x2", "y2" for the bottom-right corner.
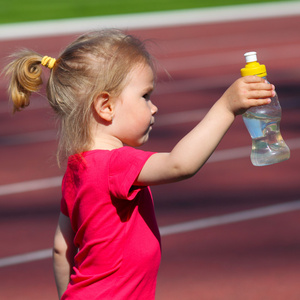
[{"x1": 109, "y1": 147, "x2": 155, "y2": 200}]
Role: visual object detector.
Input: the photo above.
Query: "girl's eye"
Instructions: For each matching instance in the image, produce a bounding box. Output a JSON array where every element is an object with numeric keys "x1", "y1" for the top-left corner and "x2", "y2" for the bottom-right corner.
[{"x1": 143, "y1": 93, "x2": 150, "y2": 100}]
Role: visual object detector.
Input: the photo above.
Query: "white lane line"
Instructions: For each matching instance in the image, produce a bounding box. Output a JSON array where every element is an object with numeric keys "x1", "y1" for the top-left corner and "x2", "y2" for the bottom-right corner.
[
  {"x1": 1, "y1": 1, "x2": 300, "y2": 40},
  {"x1": 0, "y1": 176, "x2": 62, "y2": 196},
  {"x1": 1, "y1": 136, "x2": 300, "y2": 197},
  {"x1": 1, "y1": 199, "x2": 300, "y2": 268},
  {"x1": 0, "y1": 249, "x2": 52, "y2": 268},
  {"x1": 160, "y1": 199, "x2": 300, "y2": 236}
]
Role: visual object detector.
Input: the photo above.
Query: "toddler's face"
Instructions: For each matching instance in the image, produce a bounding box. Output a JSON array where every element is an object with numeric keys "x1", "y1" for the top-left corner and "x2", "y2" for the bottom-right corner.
[{"x1": 112, "y1": 63, "x2": 158, "y2": 147}]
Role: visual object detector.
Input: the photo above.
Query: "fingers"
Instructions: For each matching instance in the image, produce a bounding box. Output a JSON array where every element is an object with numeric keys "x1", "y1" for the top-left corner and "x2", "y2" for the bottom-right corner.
[
  {"x1": 247, "y1": 97, "x2": 272, "y2": 108},
  {"x1": 249, "y1": 88, "x2": 275, "y2": 100},
  {"x1": 242, "y1": 76, "x2": 275, "y2": 99},
  {"x1": 221, "y1": 76, "x2": 276, "y2": 116},
  {"x1": 250, "y1": 82, "x2": 275, "y2": 95}
]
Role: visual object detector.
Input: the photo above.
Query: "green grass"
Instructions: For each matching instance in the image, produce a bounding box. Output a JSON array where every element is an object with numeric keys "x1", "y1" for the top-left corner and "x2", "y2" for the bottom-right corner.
[{"x1": 0, "y1": 0, "x2": 291, "y2": 24}]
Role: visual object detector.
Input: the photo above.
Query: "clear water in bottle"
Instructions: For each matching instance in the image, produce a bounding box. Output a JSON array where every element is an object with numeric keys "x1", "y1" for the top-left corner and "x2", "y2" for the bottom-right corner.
[{"x1": 242, "y1": 92, "x2": 290, "y2": 166}]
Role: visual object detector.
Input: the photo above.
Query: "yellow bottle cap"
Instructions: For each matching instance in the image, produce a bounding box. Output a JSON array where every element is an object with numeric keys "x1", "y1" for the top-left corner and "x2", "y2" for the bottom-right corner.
[{"x1": 240, "y1": 51, "x2": 267, "y2": 77}]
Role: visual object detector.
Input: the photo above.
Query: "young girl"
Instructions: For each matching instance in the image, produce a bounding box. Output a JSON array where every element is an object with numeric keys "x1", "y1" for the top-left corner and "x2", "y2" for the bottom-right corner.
[{"x1": 5, "y1": 29, "x2": 274, "y2": 299}]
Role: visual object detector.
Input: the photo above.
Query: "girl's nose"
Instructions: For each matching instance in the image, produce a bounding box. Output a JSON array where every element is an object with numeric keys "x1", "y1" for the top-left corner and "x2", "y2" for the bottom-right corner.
[{"x1": 150, "y1": 101, "x2": 158, "y2": 115}]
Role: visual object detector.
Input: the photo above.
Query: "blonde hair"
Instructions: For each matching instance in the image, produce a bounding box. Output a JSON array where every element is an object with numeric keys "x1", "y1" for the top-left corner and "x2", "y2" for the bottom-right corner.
[{"x1": 4, "y1": 29, "x2": 155, "y2": 165}]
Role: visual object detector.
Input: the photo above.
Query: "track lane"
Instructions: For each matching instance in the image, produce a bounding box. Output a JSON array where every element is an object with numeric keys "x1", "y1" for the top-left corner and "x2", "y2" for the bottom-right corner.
[{"x1": 0, "y1": 12, "x2": 300, "y2": 300}]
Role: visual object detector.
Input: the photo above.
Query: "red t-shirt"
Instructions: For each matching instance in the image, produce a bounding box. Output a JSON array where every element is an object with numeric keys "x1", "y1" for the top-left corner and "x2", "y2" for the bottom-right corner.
[{"x1": 60, "y1": 147, "x2": 161, "y2": 299}]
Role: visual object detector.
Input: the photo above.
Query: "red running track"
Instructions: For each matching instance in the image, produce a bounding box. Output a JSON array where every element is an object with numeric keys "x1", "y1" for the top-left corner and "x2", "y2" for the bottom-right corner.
[{"x1": 0, "y1": 15, "x2": 300, "y2": 300}]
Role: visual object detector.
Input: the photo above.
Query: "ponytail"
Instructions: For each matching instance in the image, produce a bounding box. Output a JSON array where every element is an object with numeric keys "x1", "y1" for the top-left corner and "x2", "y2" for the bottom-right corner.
[
  {"x1": 4, "y1": 49, "x2": 44, "y2": 113},
  {"x1": 3, "y1": 30, "x2": 155, "y2": 165}
]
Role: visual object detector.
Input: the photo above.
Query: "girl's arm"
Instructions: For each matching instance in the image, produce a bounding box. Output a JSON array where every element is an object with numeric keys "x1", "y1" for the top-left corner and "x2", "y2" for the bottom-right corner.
[
  {"x1": 136, "y1": 76, "x2": 274, "y2": 185},
  {"x1": 53, "y1": 213, "x2": 77, "y2": 299}
]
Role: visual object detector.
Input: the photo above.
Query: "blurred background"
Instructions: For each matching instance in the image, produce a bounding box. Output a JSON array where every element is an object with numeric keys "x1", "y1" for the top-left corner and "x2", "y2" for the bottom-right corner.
[
  {"x1": 0, "y1": 0, "x2": 289, "y2": 23},
  {"x1": 1, "y1": 0, "x2": 300, "y2": 299}
]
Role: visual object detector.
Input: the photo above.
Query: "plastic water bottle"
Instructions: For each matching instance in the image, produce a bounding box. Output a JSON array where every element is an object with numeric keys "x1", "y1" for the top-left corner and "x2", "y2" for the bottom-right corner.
[{"x1": 241, "y1": 51, "x2": 290, "y2": 166}]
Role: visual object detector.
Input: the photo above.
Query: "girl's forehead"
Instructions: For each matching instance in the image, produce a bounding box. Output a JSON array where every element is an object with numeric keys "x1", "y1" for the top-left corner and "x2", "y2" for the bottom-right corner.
[{"x1": 128, "y1": 63, "x2": 155, "y2": 82}]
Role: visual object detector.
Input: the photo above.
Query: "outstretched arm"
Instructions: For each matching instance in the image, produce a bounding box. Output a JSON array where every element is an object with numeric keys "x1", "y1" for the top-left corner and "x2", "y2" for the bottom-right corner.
[
  {"x1": 136, "y1": 76, "x2": 274, "y2": 185},
  {"x1": 53, "y1": 213, "x2": 77, "y2": 299}
]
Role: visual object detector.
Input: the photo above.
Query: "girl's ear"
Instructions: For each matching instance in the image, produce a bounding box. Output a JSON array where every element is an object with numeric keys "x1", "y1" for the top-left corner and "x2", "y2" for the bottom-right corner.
[{"x1": 93, "y1": 92, "x2": 114, "y2": 122}]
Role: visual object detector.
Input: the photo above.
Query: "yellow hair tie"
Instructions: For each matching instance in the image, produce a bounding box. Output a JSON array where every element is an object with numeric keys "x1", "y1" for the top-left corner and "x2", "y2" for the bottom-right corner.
[{"x1": 41, "y1": 56, "x2": 56, "y2": 69}]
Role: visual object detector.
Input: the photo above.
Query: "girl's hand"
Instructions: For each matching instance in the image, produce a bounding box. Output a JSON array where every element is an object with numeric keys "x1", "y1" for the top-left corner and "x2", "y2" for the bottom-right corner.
[{"x1": 220, "y1": 76, "x2": 275, "y2": 116}]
